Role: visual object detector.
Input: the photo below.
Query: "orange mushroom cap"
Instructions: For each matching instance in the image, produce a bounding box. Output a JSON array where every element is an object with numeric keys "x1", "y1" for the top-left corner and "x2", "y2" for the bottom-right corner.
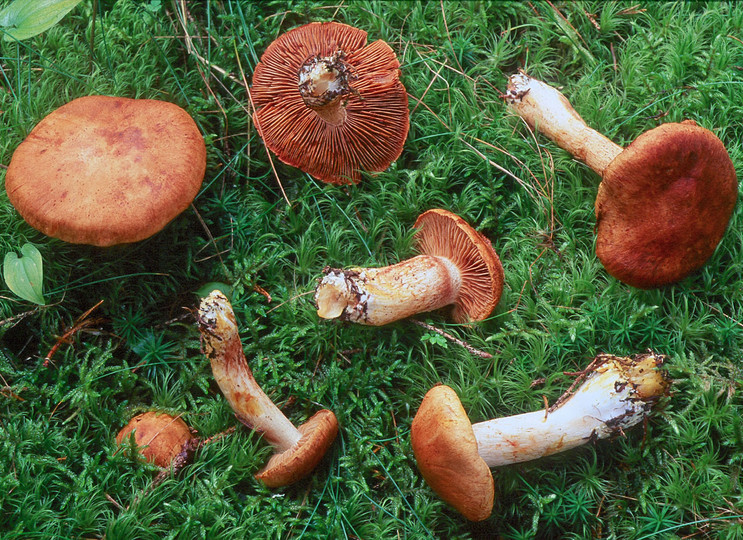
[
  {"x1": 251, "y1": 21, "x2": 409, "y2": 185},
  {"x1": 414, "y1": 209, "x2": 504, "y2": 322},
  {"x1": 254, "y1": 409, "x2": 339, "y2": 488},
  {"x1": 411, "y1": 384, "x2": 494, "y2": 521},
  {"x1": 115, "y1": 412, "x2": 195, "y2": 468},
  {"x1": 595, "y1": 121, "x2": 738, "y2": 288},
  {"x1": 5, "y1": 96, "x2": 206, "y2": 247}
]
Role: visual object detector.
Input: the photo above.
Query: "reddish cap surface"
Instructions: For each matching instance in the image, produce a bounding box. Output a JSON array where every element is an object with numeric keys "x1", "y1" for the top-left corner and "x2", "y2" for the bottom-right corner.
[
  {"x1": 251, "y1": 21, "x2": 409, "y2": 185},
  {"x1": 254, "y1": 409, "x2": 339, "y2": 488},
  {"x1": 115, "y1": 412, "x2": 194, "y2": 468},
  {"x1": 5, "y1": 96, "x2": 206, "y2": 246},
  {"x1": 414, "y1": 209, "x2": 504, "y2": 322},
  {"x1": 411, "y1": 384, "x2": 494, "y2": 521},
  {"x1": 595, "y1": 121, "x2": 737, "y2": 288}
]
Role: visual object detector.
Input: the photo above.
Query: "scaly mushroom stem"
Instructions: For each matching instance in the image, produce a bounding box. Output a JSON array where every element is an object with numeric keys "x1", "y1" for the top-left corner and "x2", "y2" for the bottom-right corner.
[
  {"x1": 472, "y1": 353, "x2": 668, "y2": 467},
  {"x1": 505, "y1": 72, "x2": 622, "y2": 176},
  {"x1": 315, "y1": 255, "x2": 462, "y2": 326},
  {"x1": 199, "y1": 292, "x2": 301, "y2": 452}
]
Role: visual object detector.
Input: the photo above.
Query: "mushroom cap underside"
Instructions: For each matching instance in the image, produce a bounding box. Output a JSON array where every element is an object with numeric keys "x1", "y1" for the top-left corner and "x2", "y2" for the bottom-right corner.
[
  {"x1": 414, "y1": 209, "x2": 504, "y2": 322},
  {"x1": 595, "y1": 121, "x2": 737, "y2": 288},
  {"x1": 5, "y1": 95, "x2": 206, "y2": 247},
  {"x1": 115, "y1": 412, "x2": 194, "y2": 468},
  {"x1": 411, "y1": 384, "x2": 494, "y2": 521},
  {"x1": 251, "y1": 21, "x2": 409, "y2": 185},
  {"x1": 254, "y1": 408, "x2": 339, "y2": 488}
]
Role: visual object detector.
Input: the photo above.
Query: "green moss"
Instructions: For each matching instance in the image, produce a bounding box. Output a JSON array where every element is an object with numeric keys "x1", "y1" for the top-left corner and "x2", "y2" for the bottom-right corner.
[{"x1": 1, "y1": 0, "x2": 743, "y2": 538}]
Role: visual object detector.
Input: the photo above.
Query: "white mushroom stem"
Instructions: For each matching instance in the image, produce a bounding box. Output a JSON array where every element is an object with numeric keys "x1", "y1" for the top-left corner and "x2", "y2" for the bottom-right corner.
[
  {"x1": 198, "y1": 291, "x2": 301, "y2": 453},
  {"x1": 471, "y1": 353, "x2": 668, "y2": 467},
  {"x1": 505, "y1": 71, "x2": 622, "y2": 176},
  {"x1": 315, "y1": 255, "x2": 462, "y2": 326}
]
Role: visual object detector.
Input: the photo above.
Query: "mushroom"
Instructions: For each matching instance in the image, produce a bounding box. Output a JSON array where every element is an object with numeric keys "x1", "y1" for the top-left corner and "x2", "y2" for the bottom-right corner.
[
  {"x1": 5, "y1": 95, "x2": 206, "y2": 247},
  {"x1": 251, "y1": 21, "x2": 409, "y2": 185},
  {"x1": 314, "y1": 208, "x2": 504, "y2": 326},
  {"x1": 198, "y1": 290, "x2": 338, "y2": 488},
  {"x1": 505, "y1": 72, "x2": 737, "y2": 289},
  {"x1": 116, "y1": 411, "x2": 197, "y2": 469},
  {"x1": 411, "y1": 352, "x2": 669, "y2": 521}
]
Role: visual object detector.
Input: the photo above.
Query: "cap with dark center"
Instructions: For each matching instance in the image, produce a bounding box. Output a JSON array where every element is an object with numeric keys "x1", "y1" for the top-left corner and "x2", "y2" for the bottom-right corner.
[
  {"x1": 251, "y1": 21, "x2": 409, "y2": 185},
  {"x1": 596, "y1": 121, "x2": 738, "y2": 288},
  {"x1": 5, "y1": 95, "x2": 206, "y2": 247},
  {"x1": 254, "y1": 409, "x2": 339, "y2": 488},
  {"x1": 411, "y1": 384, "x2": 494, "y2": 522},
  {"x1": 414, "y1": 209, "x2": 504, "y2": 322},
  {"x1": 115, "y1": 412, "x2": 195, "y2": 468}
]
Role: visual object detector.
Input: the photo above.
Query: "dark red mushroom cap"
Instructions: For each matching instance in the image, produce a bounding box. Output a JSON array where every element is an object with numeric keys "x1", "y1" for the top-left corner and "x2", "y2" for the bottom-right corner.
[
  {"x1": 414, "y1": 209, "x2": 504, "y2": 322},
  {"x1": 5, "y1": 96, "x2": 206, "y2": 247},
  {"x1": 595, "y1": 121, "x2": 738, "y2": 288},
  {"x1": 251, "y1": 21, "x2": 409, "y2": 185}
]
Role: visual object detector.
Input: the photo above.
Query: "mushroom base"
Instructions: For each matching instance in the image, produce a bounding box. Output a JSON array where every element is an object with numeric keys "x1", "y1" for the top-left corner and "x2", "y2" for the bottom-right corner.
[{"x1": 298, "y1": 52, "x2": 356, "y2": 125}]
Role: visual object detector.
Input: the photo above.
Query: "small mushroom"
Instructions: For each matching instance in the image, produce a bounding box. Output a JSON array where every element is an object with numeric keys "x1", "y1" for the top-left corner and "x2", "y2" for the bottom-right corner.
[
  {"x1": 411, "y1": 352, "x2": 669, "y2": 521},
  {"x1": 314, "y1": 208, "x2": 504, "y2": 326},
  {"x1": 505, "y1": 72, "x2": 737, "y2": 289},
  {"x1": 198, "y1": 290, "x2": 338, "y2": 488},
  {"x1": 115, "y1": 411, "x2": 196, "y2": 469},
  {"x1": 251, "y1": 21, "x2": 409, "y2": 185},
  {"x1": 5, "y1": 95, "x2": 206, "y2": 247}
]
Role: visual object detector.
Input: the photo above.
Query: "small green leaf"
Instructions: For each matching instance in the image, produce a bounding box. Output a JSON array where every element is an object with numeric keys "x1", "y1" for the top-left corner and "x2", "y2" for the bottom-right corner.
[
  {"x1": 194, "y1": 282, "x2": 233, "y2": 301},
  {"x1": 0, "y1": 0, "x2": 82, "y2": 41},
  {"x1": 3, "y1": 243, "x2": 45, "y2": 305}
]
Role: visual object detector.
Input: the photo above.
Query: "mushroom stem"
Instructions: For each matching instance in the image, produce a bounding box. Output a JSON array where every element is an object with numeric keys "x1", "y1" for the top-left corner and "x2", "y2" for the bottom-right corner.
[
  {"x1": 315, "y1": 255, "x2": 462, "y2": 326},
  {"x1": 198, "y1": 292, "x2": 301, "y2": 452},
  {"x1": 505, "y1": 72, "x2": 622, "y2": 176},
  {"x1": 198, "y1": 290, "x2": 339, "y2": 488},
  {"x1": 471, "y1": 353, "x2": 668, "y2": 467}
]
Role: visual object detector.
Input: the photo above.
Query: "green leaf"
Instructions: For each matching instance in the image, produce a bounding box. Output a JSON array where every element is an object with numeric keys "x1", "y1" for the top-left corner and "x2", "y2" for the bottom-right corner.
[
  {"x1": 194, "y1": 282, "x2": 233, "y2": 301},
  {"x1": 3, "y1": 243, "x2": 45, "y2": 305},
  {"x1": 0, "y1": 0, "x2": 82, "y2": 41}
]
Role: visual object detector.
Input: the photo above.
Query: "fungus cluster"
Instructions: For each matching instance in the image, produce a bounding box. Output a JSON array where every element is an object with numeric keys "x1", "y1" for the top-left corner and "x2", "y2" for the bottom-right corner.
[{"x1": 7, "y1": 16, "x2": 709, "y2": 529}]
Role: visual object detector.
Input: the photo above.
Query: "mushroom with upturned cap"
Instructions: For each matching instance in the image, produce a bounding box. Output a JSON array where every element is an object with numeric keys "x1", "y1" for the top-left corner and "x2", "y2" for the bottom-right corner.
[
  {"x1": 314, "y1": 208, "x2": 504, "y2": 326},
  {"x1": 251, "y1": 21, "x2": 409, "y2": 185},
  {"x1": 505, "y1": 72, "x2": 737, "y2": 289},
  {"x1": 198, "y1": 290, "x2": 338, "y2": 488},
  {"x1": 5, "y1": 95, "x2": 206, "y2": 247},
  {"x1": 411, "y1": 352, "x2": 669, "y2": 521},
  {"x1": 115, "y1": 411, "x2": 197, "y2": 469}
]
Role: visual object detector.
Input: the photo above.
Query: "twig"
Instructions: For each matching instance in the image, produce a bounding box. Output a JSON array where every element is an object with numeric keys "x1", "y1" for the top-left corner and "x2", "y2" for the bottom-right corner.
[
  {"x1": 410, "y1": 319, "x2": 493, "y2": 358},
  {"x1": 43, "y1": 300, "x2": 105, "y2": 367},
  {"x1": 547, "y1": 354, "x2": 609, "y2": 414}
]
